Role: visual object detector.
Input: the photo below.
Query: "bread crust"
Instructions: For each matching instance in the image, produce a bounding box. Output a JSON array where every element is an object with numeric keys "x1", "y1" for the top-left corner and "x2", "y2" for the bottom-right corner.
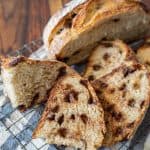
[{"x1": 44, "y1": 0, "x2": 150, "y2": 64}]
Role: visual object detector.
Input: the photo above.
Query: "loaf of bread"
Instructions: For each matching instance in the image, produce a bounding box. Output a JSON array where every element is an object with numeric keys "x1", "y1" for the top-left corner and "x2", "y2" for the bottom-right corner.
[
  {"x1": 43, "y1": 0, "x2": 150, "y2": 65},
  {"x1": 84, "y1": 39, "x2": 150, "y2": 146},
  {"x1": 33, "y1": 75, "x2": 106, "y2": 150},
  {"x1": 136, "y1": 38, "x2": 150, "y2": 71},
  {"x1": 84, "y1": 40, "x2": 135, "y2": 80},
  {"x1": 1, "y1": 56, "x2": 75, "y2": 110},
  {"x1": 92, "y1": 63, "x2": 150, "y2": 146}
]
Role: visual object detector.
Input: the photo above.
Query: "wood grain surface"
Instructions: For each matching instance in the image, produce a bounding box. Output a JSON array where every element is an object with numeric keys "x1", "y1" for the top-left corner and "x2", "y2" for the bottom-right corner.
[
  {"x1": 0, "y1": 0, "x2": 149, "y2": 55},
  {"x1": 0, "y1": 0, "x2": 69, "y2": 55}
]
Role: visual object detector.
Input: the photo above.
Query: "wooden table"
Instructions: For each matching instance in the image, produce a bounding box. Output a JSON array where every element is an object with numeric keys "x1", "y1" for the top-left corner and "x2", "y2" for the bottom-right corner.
[
  {"x1": 0, "y1": 0, "x2": 70, "y2": 55},
  {"x1": 0, "y1": 0, "x2": 149, "y2": 55}
]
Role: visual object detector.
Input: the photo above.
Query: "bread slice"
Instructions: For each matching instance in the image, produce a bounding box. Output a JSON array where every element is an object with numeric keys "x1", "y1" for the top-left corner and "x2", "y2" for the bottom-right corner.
[
  {"x1": 91, "y1": 63, "x2": 150, "y2": 146},
  {"x1": 33, "y1": 75, "x2": 106, "y2": 150},
  {"x1": 1, "y1": 56, "x2": 75, "y2": 110},
  {"x1": 84, "y1": 40, "x2": 136, "y2": 80},
  {"x1": 136, "y1": 38, "x2": 150, "y2": 71},
  {"x1": 44, "y1": 0, "x2": 150, "y2": 65}
]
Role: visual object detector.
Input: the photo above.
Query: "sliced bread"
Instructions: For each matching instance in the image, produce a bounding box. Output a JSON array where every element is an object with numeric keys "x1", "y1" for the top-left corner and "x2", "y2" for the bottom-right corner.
[
  {"x1": 91, "y1": 63, "x2": 150, "y2": 146},
  {"x1": 33, "y1": 75, "x2": 106, "y2": 150},
  {"x1": 84, "y1": 40, "x2": 136, "y2": 81},
  {"x1": 44, "y1": 0, "x2": 150, "y2": 64},
  {"x1": 1, "y1": 56, "x2": 75, "y2": 110}
]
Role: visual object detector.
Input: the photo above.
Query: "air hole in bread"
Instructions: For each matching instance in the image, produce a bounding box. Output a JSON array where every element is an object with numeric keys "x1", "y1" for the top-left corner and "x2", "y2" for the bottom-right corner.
[
  {"x1": 31, "y1": 93, "x2": 39, "y2": 106},
  {"x1": 51, "y1": 105, "x2": 59, "y2": 113},
  {"x1": 56, "y1": 28, "x2": 64, "y2": 34},
  {"x1": 93, "y1": 64, "x2": 101, "y2": 71},
  {"x1": 112, "y1": 18, "x2": 120, "y2": 22},
  {"x1": 127, "y1": 122, "x2": 135, "y2": 128},
  {"x1": 65, "y1": 90, "x2": 78, "y2": 103},
  {"x1": 122, "y1": 91, "x2": 126, "y2": 97},
  {"x1": 58, "y1": 128, "x2": 67, "y2": 137},
  {"x1": 48, "y1": 114, "x2": 55, "y2": 121},
  {"x1": 88, "y1": 75, "x2": 95, "y2": 81},
  {"x1": 57, "y1": 114, "x2": 64, "y2": 125},
  {"x1": 70, "y1": 114, "x2": 75, "y2": 120},
  {"x1": 80, "y1": 114, "x2": 88, "y2": 124},
  {"x1": 128, "y1": 99, "x2": 135, "y2": 107},
  {"x1": 119, "y1": 83, "x2": 126, "y2": 91},
  {"x1": 140, "y1": 101, "x2": 145, "y2": 109},
  {"x1": 114, "y1": 127, "x2": 123, "y2": 136},
  {"x1": 64, "y1": 18, "x2": 73, "y2": 28},
  {"x1": 103, "y1": 53, "x2": 110, "y2": 61}
]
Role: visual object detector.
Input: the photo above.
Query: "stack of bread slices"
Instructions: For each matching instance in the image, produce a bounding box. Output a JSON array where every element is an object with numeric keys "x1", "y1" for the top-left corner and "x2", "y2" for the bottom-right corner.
[{"x1": 1, "y1": 0, "x2": 150, "y2": 150}]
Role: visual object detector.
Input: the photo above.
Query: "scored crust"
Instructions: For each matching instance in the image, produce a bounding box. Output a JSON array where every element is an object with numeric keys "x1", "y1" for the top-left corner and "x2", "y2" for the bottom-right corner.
[
  {"x1": 33, "y1": 75, "x2": 106, "y2": 150},
  {"x1": 1, "y1": 56, "x2": 76, "y2": 110},
  {"x1": 43, "y1": 0, "x2": 150, "y2": 65},
  {"x1": 92, "y1": 63, "x2": 150, "y2": 146}
]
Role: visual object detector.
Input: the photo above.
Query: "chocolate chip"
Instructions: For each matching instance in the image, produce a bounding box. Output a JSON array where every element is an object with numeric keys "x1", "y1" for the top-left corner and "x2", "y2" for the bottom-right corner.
[
  {"x1": 127, "y1": 122, "x2": 135, "y2": 128},
  {"x1": 105, "y1": 104, "x2": 114, "y2": 112},
  {"x1": 88, "y1": 75, "x2": 95, "y2": 81},
  {"x1": 103, "y1": 53, "x2": 110, "y2": 61},
  {"x1": 58, "y1": 128, "x2": 67, "y2": 137},
  {"x1": 58, "y1": 57, "x2": 69, "y2": 63},
  {"x1": 88, "y1": 98, "x2": 94, "y2": 104},
  {"x1": 133, "y1": 64, "x2": 142, "y2": 70},
  {"x1": 65, "y1": 90, "x2": 78, "y2": 103},
  {"x1": 99, "y1": 81, "x2": 108, "y2": 88},
  {"x1": 80, "y1": 114, "x2": 88, "y2": 124},
  {"x1": 140, "y1": 2, "x2": 150, "y2": 13},
  {"x1": 114, "y1": 127, "x2": 123, "y2": 136},
  {"x1": 58, "y1": 114, "x2": 64, "y2": 125},
  {"x1": 109, "y1": 88, "x2": 115, "y2": 94},
  {"x1": 140, "y1": 101, "x2": 145, "y2": 109},
  {"x1": 80, "y1": 79, "x2": 88, "y2": 87},
  {"x1": 112, "y1": 18, "x2": 120, "y2": 22},
  {"x1": 119, "y1": 84, "x2": 126, "y2": 91},
  {"x1": 123, "y1": 67, "x2": 136, "y2": 77},
  {"x1": 57, "y1": 66, "x2": 67, "y2": 78},
  {"x1": 48, "y1": 114, "x2": 55, "y2": 121},
  {"x1": 70, "y1": 114, "x2": 75, "y2": 120},
  {"x1": 9, "y1": 56, "x2": 25, "y2": 67},
  {"x1": 71, "y1": 12, "x2": 77, "y2": 18},
  {"x1": 64, "y1": 18, "x2": 72, "y2": 28},
  {"x1": 93, "y1": 64, "x2": 101, "y2": 71},
  {"x1": 128, "y1": 99, "x2": 135, "y2": 107},
  {"x1": 51, "y1": 105, "x2": 59, "y2": 113},
  {"x1": 112, "y1": 112, "x2": 122, "y2": 121}
]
